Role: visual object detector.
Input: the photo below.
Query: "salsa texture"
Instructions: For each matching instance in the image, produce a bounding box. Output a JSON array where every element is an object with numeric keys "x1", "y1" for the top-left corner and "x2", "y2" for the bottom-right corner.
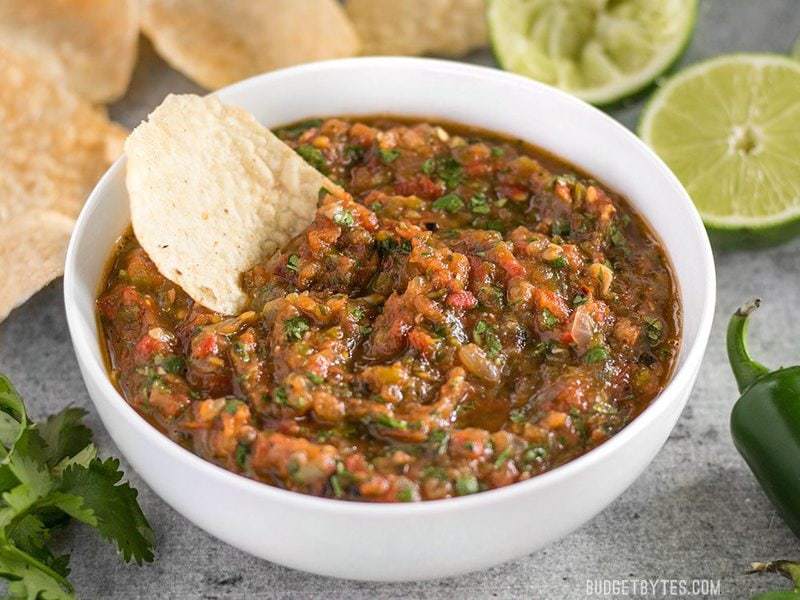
[{"x1": 98, "y1": 117, "x2": 680, "y2": 502}]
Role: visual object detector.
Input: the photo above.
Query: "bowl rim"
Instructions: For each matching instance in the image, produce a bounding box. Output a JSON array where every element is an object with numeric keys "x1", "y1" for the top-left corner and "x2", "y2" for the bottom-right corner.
[{"x1": 64, "y1": 56, "x2": 716, "y2": 516}]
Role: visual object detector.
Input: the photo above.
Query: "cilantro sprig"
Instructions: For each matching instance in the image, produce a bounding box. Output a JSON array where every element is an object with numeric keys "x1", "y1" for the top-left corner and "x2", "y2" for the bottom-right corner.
[{"x1": 0, "y1": 375, "x2": 153, "y2": 599}]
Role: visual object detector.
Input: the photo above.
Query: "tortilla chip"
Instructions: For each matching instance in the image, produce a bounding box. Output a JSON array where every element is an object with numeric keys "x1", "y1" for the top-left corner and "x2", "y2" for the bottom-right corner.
[
  {"x1": 0, "y1": 48, "x2": 127, "y2": 224},
  {"x1": 0, "y1": 210, "x2": 74, "y2": 322},
  {"x1": 346, "y1": 0, "x2": 487, "y2": 57},
  {"x1": 125, "y1": 94, "x2": 338, "y2": 315},
  {"x1": 140, "y1": 0, "x2": 359, "y2": 90},
  {"x1": 0, "y1": 0, "x2": 139, "y2": 103}
]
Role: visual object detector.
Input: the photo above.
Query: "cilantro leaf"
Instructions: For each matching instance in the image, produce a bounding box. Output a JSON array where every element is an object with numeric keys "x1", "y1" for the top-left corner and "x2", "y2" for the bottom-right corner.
[
  {"x1": 0, "y1": 545, "x2": 74, "y2": 599},
  {"x1": 436, "y1": 157, "x2": 463, "y2": 189},
  {"x1": 0, "y1": 375, "x2": 154, "y2": 599},
  {"x1": 470, "y1": 194, "x2": 491, "y2": 214},
  {"x1": 286, "y1": 254, "x2": 300, "y2": 273},
  {"x1": 585, "y1": 345, "x2": 609, "y2": 364},
  {"x1": 284, "y1": 317, "x2": 310, "y2": 342},
  {"x1": 296, "y1": 145, "x2": 328, "y2": 174},
  {"x1": 0, "y1": 377, "x2": 28, "y2": 455},
  {"x1": 6, "y1": 514, "x2": 70, "y2": 581},
  {"x1": 56, "y1": 458, "x2": 154, "y2": 565},
  {"x1": 7, "y1": 429, "x2": 54, "y2": 500},
  {"x1": 378, "y1": 148, "x2": 400, "y2": 164},
  {"x1": 432, "y1": 193, "x2": 464, "y2": 213},
  {"x1": 38, "y1": 408, "x2": 92, "y2": 469},
  {"x1": 276, "y1": 119, "x2": 322, "y2": 139},
  {"x1": 332, "y1": 209, "x2": 355, "y2": 227}
]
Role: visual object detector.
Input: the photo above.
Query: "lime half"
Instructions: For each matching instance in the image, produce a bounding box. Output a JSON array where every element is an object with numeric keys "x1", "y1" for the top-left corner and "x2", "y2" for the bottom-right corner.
[
  {"x1": 488, "y1": 0, "x2": 698, "y2": 105},
  {"x1": 639, "y1": 54, "x2": 800, "y2": 248}
]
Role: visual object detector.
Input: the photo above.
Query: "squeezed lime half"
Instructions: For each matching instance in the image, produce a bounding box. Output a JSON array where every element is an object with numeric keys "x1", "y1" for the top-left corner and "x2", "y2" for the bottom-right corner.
[
  {"x1": 639, "y1": 54, "x2": 800, "y2": 248},
  {"x1": 488, "y1": 0, "x2": 698, "y2": 105}
]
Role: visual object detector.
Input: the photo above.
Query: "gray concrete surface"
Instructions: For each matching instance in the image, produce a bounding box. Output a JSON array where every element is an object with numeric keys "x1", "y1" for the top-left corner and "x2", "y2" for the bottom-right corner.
[{"x1": 1, "y1": 1, "x2": 799, "y2": 597}]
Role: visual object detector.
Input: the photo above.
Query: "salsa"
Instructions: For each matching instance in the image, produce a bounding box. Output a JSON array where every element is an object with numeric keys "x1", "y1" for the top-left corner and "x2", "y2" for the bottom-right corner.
[{"x1": 98, "y1": 117, "x2": 680, "y2": 502}]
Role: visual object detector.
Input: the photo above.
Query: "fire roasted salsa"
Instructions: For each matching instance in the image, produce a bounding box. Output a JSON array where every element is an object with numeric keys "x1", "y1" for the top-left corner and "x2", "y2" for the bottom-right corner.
[{"x1": 98, "y1": 117, "x2": 680, "y2": 502}]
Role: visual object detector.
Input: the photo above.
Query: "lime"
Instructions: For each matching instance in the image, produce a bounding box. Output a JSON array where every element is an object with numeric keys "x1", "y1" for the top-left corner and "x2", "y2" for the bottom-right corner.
[
  {"x1": 487, "y1": 0, "x2": 698, "y2": 105},
  {"x1": 639, "y1": 54, "x2": 800, "y2": 248}
]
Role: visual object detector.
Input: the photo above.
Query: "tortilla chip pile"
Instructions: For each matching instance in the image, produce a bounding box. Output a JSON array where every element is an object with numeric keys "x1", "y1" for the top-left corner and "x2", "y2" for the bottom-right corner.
[
  {"x1": 0, "y1": 0, "x2": 489, "y2": 322},
  {"x1": 346, "y1": 0, "x2": 487, "y2": 57},
  {"x1": 140, "y1": 0, "x2": 360, "y2": 90},
  {"x1": 0, "y1": 43, "x2": 128, "y2": 321}
]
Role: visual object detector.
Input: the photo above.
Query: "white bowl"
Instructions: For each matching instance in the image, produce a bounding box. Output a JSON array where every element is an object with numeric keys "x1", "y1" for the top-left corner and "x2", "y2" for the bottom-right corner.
[{"x1": 64, "y1": 57, "x2": 715, "y2": 582}]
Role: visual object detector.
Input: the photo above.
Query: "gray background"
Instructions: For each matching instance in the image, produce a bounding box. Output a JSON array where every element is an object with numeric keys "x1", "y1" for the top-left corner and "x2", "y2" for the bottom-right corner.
[{"x1": 1, "y1": 1, "x2": 799, "y2": 597}]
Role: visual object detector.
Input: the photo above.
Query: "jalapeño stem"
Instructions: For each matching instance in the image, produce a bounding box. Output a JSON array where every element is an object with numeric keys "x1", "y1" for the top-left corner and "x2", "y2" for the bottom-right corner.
[
  {"x1": 727, "y1": 299, "x2": 771, "y2": 393},
  {"x1": 750, "y1": 561, "x2": 800, "y2": 592}
]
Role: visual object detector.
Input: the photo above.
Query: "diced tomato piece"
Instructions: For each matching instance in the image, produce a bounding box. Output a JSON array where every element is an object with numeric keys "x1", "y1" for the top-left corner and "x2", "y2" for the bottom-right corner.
[
  {"x1": 465, "y1": 162, "x2": 492, "y2": 177},
  {"x1": 554, "y1": 183, "x2": 572, "y2": 204},
  {"x1": 194, "y1": 333, "x2": 219, "y2": 358},
  {"x1": 408, "y1": 326, "x2": 438, "y2": 355},
  {"x1": 134, "y1": 334, "x2": 165, "y2": 363},
  {"x1": 446, "y1": 290, "x2": 477, "y2": 310},
  {"x1": 395, "y1": 175, "x2": 444, "y2": 200},
  {"x1": 492, "y1": 244, "x2": 525, "y2": 278},
  {"x1": 533, "y1": 288, "x2": 570, "y2": 321},
  {"x1": 345, "y1": 453, "x2": 368, "y2": 475}
]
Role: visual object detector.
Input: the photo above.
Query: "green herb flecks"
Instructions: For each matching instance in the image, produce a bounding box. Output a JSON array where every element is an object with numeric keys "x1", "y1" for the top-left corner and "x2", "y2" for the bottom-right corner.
[
  {"x1": 345, "y1": 145, "x2": 365, "y2": 163},
  {"x1": 159, "y1": 355, "x2": 184, "y2": 375},
  {"x1": 541, "y1": 309, "x2": 559, "y2": 330},
  {"x1": 276, "y1": 119, "x2": 322, "y2": 139},
  {"x1": 522, "y1": 446, "x2": 548, "y2": 464},
  {"x1": 508, "y1": 409, "x2": 527, "y2": 424},
  {"x1": 378, "y1": 148, "x2": 400, "y2": 164},
  {"x1": 573, "y1": 294, "x2": 588, "y2": 307},
  {"x1": 550, "y1": 220, "x2": 571, "y2": 238},
  {"x1": 306, "y1": 372, "x2": 324, "y2": 385},
  {"x1": 432, "y1": 193, "x2": 464, "y2": 213},
  {"x1": 284, "y1": 317, "x2": 310, "y2": 342},
  {"x1": 549, "y1": 256, "x2": 568, "y2": 269},
  {"x1": 396, "y1": 486, "x2": 415, "y2": 502},
  {"x1": 494, "y1": 447, "x2": 512, "y2": 468},
  {"x1": 428, "y1": 430, "x2": 449, "y2": 455},
  {"x1": 422, "y1": 466, "x2": 447, "y2": 480},
  {"x1": 378, "y1": 237, "x2": 412, "y2": 255},
  {"x1": 608, "y1": 223, "x2": 628, "y2": 249},
  {"x1": 296, "y1": 145, "x2": 328, "y2": 174},
  {"x1": 286, "y1": 254, "x2": 300, "y2": 273},
  {"x1": 470, "y1": 194, "x2": 491, "y2": 214},
  {"x1": 455, "y1": 475, "x2": 479, "y2": 496},
  {"x1": 232, "y1": 341, "x2": 250, "y2": 362},
  {"x1": 473, "y1": 321, "x2": 502, "y2": 358},
  {"x1": 329, "y1": 461, "x2": 354, "y2": 499},
  {"x1": 436, "y1": 157, "x2": 463, "y2": 189},
  {"x1": 644, "y1": 316, "x2": 663, "y2": 346},
  {"x1": 235, "y1": 443, "x2": 249, "y2": 469},
  {"x1": 372, "y1": 414, "x2": 408, "y2": 430},
  {"x1": 585, "y1": 345, "x2": 610, "y2": 364},
  {"x1": 332, "y1": 209, "x2": 355, "y2": 228},
  {"x1": 272, "y1": 387, "x2": 288, "y2": 405}
]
